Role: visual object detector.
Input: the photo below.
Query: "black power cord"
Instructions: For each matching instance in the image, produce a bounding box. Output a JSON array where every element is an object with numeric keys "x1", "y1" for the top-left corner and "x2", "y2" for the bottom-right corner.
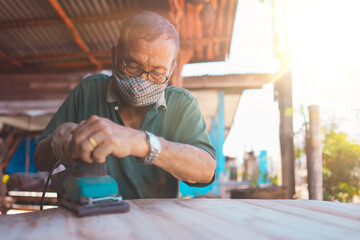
[{"x1": 40, "y1": 159, "x2": 60, "y2": 211}]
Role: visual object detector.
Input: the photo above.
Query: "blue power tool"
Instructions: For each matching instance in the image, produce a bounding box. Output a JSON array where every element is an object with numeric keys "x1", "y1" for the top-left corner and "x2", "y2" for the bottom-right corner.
[{"x1": 51, "y1": 159, "x2": 129, "y2": 217}]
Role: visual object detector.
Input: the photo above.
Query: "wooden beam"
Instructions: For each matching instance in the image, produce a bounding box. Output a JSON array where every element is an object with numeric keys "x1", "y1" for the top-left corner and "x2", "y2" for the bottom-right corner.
[
  {"x1": 179, "y1": 0, "x2": 187, "y2": 39},
  {"x1": 194, "y1": 4, "x2": 204, "y2": 60},
  {"x1": 0, "y1": 50, "x2": 21, "y2": 67},
  {"x1": 170, "y1": 45, "x2": 193, "y2": 87},
  {"x1": 213, "y1": 0, "x2": 226, "y2": 57},
  {"x1": 225, "y1": 0, "x2": 238, "y2": 57},
  {"x1": 0, "y1": 11, "x2": 160, "y2": 30},
  {"x1": 0, "y1": 62, "x2": 111, "y2": 74},
  {"x1": 0, "y1": 50, "x2": 110, "y2": 62},
  {"x1": 201, "y1": 1, "x2": 216, "y2": 60},
  {"x1": 0, "y1": 74, "x2": 86, "y2": 100},
  {"x1": 168, "y1": 0, "x2": 184, "y2": 32},
  {"x1": 0, "y1": 37, "x2": 228, "y2": 63},
  {"x1": 1, "y1": 58, "x2": 111, "y2": 69},
  {"x1": 186, "y1": 2, "x2": 195, "y2": 43},
  {"x1": 0, "y1": 59, "x2": 112, "y2": 74},
  {"x1": 48, "y1": 0, "x2": 102, "y2": 70},
  {"x1": 43, "y1": 59, "x2": 112, "y2": 68},
  {"x1": 184, "y1": 73, "x2": 272, "y2": 90},
  {"x1": 180, "y1": 36, "x2": 230, "y2": 45},
  {"x1": 0, "y1": 19, "x2": 61, "y2": 30}
]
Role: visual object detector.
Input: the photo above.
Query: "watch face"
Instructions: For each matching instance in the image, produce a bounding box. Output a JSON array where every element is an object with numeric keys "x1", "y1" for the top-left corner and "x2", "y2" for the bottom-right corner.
[
  {"x1": 144, "y1": 131, "x2": 161, "y2": 165},
  {"x1": 149, "y1": 133, "x2": 161, "y2": 151}
]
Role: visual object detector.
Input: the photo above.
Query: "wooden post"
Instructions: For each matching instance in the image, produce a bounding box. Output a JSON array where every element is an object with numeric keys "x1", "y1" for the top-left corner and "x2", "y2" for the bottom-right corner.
[
  {"x1": 275, "y1": 72, "x2": 295, "y2": 199},
  {"x1": 170, "y1": 46, "x2": 193, "y2": 87},
  {"x1": 216, "y1": 91, "x2": 225, "y2": 180},
  {"x1": 0, "y1": 134, "x2": 7, "y2": 214},
  {"x1": 25, "y1": 137, "x2": 30, "y2": 177},
  {"x1": 273, "y1": 0, "x2": 295, "y2": 198},
  {"x1": 306, "y1": 105, "x2": 323, "y2": 200},
  {"x1": 0, "y1": 159, "x2": 5, "y2": 214}
]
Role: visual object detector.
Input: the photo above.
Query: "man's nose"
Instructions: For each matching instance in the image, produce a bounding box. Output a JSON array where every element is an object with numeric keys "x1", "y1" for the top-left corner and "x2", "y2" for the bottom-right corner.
[{"x1": 140, "y1": 71, "x2": 149, "y2": 80}]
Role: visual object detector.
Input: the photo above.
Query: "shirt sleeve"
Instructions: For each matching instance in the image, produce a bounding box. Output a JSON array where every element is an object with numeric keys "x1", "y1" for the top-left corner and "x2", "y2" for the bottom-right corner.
[{"x1": 168, "y1": 89, "x2": 216, "y2": 187}]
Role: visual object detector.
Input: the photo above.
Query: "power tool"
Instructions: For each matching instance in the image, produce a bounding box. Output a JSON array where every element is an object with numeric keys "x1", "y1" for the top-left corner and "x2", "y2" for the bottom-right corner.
[{"x1": 51, "y1": 159, "x2": 129, "y2": 217}]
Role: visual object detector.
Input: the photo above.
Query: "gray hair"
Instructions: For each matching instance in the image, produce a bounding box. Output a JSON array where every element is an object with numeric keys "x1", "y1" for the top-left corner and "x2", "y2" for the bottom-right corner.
[{"x1": 118, "y1": 12, "x2": 179, "y2": 58}]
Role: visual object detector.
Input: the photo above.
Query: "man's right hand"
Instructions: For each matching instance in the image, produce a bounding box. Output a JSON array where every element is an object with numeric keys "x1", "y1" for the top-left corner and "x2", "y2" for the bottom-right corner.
[{"x1": 51, "y1": 122, "x2": 78, "y2": 165}]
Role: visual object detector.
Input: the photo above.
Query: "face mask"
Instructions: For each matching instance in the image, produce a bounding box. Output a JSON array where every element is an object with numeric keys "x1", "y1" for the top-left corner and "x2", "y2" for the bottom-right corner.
[{"x1": 112, "y1": 69, "x2": 168, "y2": 107}]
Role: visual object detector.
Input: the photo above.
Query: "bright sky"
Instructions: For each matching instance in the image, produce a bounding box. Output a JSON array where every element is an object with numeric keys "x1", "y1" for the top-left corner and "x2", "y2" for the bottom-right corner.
[
  {"x1": 289, "y1": 0, "x2": 360, "y2": 143},
  {"x1": 183, "y1": 0, "x2": 360, "y2": 166}
]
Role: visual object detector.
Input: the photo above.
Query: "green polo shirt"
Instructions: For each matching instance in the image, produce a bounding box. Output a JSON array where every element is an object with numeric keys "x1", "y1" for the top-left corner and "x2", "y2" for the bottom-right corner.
[{"x1": 36, "y1": 74, "x2": 216, "y2": 199}]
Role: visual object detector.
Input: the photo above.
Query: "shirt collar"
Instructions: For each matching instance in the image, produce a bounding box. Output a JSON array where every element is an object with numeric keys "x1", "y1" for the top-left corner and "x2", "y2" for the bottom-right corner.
[{"x1": 106, "y1": 76, "x2": 167, "y2": 110}]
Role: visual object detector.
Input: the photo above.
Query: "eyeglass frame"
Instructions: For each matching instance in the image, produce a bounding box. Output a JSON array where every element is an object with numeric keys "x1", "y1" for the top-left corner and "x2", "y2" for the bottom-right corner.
[{"x1": 114, "y1": 48, "x2": 176, "y2": 84}]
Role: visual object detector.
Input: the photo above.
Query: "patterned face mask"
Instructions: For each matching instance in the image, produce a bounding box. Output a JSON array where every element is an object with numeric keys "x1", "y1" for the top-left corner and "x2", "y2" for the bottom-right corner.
[
  {"x1": 112, "y1": 53, "x2": 169, "y2": 107},
  {"x1": 112, "y1": 72, "x2": 168, "y2": 107}
]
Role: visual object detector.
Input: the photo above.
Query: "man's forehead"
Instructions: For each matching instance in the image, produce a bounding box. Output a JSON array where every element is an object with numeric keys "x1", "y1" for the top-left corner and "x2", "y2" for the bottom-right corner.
[
  {"x1": 121, "y1": 38, "x2": 176, "y2": 64},
  {"x1": 124, "y1": 37, "x2": 175, "y2": 50}
]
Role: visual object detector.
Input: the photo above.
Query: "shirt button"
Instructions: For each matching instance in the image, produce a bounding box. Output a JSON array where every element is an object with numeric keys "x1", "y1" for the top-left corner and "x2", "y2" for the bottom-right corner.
[{"x1": 114, "y1": 106, "x2": 119, "y2": 110}]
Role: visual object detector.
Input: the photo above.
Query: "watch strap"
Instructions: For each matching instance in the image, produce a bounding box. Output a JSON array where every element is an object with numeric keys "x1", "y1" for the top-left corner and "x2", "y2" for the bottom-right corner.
[{"x1": 143, "y1": 131, "x2": 161, "y2": 165}]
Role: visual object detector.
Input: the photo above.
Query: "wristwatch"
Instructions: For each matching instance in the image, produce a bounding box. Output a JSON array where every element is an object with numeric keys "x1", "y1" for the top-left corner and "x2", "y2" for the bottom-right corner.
[{"x1": 143, "y1": 131, "x2": 161, "y2": 165}]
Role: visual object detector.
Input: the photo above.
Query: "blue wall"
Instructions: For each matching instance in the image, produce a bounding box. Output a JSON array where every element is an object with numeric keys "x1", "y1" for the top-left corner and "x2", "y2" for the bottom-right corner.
[
  {"x1": 5, "y1": 138, "x2": 38, "y2": 174},
  {"x1": 179, "y1": 91, "x2": 225, "y2": 197}
]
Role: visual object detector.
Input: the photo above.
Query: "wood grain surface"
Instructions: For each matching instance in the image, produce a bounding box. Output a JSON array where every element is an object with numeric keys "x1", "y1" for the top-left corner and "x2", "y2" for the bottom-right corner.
[{"x1": 1, "y1": 199, "x2": 360, "y2": 240}]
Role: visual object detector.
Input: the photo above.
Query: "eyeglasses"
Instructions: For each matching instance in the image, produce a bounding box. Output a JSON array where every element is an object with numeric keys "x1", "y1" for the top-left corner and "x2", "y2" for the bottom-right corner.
[{"x1": 119, "y1": 57, "x2": 176, "y2": 84}]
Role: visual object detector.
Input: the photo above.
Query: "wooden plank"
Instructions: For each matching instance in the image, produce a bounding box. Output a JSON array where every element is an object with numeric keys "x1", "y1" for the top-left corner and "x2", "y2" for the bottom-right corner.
[
  {"x1": 197, "y1": 199, "x2": 360, "y2": 239},
  {"x1": 176, "y1": 199, "x2": 306, "y2": 239},
  {"x1": 241, "y1": 199, "x2": 360, "y2": 231},
  {"x1": 235, "y1": 200, "x2": 360, "y2": 239},
  {"x1": 279, "y1": 199, "x2": 360, "y2": 221},
  {"x1": 129, "y1": 199, "x2": 267, "y2": 239},
  {"x1": 178, "y1": 199, "x2": 354, "y2": 240},
  {"x1": 0, "y1": 199, "x2": 359, "y2": 240}
]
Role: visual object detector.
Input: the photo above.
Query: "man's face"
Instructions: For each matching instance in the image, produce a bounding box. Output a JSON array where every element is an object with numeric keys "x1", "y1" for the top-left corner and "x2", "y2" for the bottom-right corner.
[{"x1": 114, "y1": 36, "x2": 176, "y2": 81}]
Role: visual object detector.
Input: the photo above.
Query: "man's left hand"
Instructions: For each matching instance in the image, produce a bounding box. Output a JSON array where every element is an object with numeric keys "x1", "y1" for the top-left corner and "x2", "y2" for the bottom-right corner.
[{"x1": 69, "y1": 115, "x2": 146, "y2": 163}]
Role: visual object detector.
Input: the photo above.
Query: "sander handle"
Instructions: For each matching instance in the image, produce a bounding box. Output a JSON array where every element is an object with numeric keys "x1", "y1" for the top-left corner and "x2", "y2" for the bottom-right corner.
[{"x1": 72, "y1": 158, "x2": 107, "y2": 177}]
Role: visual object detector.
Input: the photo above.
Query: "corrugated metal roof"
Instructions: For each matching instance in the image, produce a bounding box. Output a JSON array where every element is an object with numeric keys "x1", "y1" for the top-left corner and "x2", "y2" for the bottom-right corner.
[
  {"x1": 0, "y1": 0, "x2": 58, "y2": 22},
  {"x1": 0, "y1": 0, "x2": 238, "y2": 74}
]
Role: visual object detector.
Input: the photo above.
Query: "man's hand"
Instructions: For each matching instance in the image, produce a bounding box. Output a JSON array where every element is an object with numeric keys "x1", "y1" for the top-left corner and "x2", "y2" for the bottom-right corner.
[
  {"x1": 70, "y1": 115, "x2": 147, "y2": 163},
  {"x1": 51, "y1": 122, "x2": 78, "y2": 165}
]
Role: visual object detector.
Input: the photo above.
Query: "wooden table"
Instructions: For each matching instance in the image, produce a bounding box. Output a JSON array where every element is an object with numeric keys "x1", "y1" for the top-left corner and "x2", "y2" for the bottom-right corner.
[{"x1": 1, "y1": 199, "x2": 360, "y2": 240}]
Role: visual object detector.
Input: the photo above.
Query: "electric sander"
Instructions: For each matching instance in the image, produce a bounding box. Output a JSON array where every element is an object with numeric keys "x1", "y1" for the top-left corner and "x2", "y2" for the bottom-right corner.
[{"x1": 51, "y1": 159, "x2": 129, "y2": 217}]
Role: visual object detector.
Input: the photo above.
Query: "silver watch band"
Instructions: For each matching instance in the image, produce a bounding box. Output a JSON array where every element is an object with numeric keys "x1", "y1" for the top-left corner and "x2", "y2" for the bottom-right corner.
[{"x1": 143, "y1": 131, "x2": 161, "y2": 165}]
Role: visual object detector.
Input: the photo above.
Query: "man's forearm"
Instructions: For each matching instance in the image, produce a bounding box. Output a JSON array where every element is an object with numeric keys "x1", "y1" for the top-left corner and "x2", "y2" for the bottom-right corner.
[
  {"x1": 153, "y1": 138, "x2": 216, "y2": 184},
  {"x1": 33, "y1": 136, "x2": 58, "y2": 172},
  {"x1": 34, "y1": 119, "x2": 216, "y2": 183}
]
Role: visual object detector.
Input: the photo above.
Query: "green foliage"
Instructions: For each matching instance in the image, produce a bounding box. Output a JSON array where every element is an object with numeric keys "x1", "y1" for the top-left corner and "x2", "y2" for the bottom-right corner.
[
  {"x1": 295, "y1": 145, "x2": 305, "y2": 160},
  {"x1": 269, "y1": 175, "x2": 278, "y2": 186},
  {"x1": 322, "y1": 130, "x2": 360, "y2": 202}
]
